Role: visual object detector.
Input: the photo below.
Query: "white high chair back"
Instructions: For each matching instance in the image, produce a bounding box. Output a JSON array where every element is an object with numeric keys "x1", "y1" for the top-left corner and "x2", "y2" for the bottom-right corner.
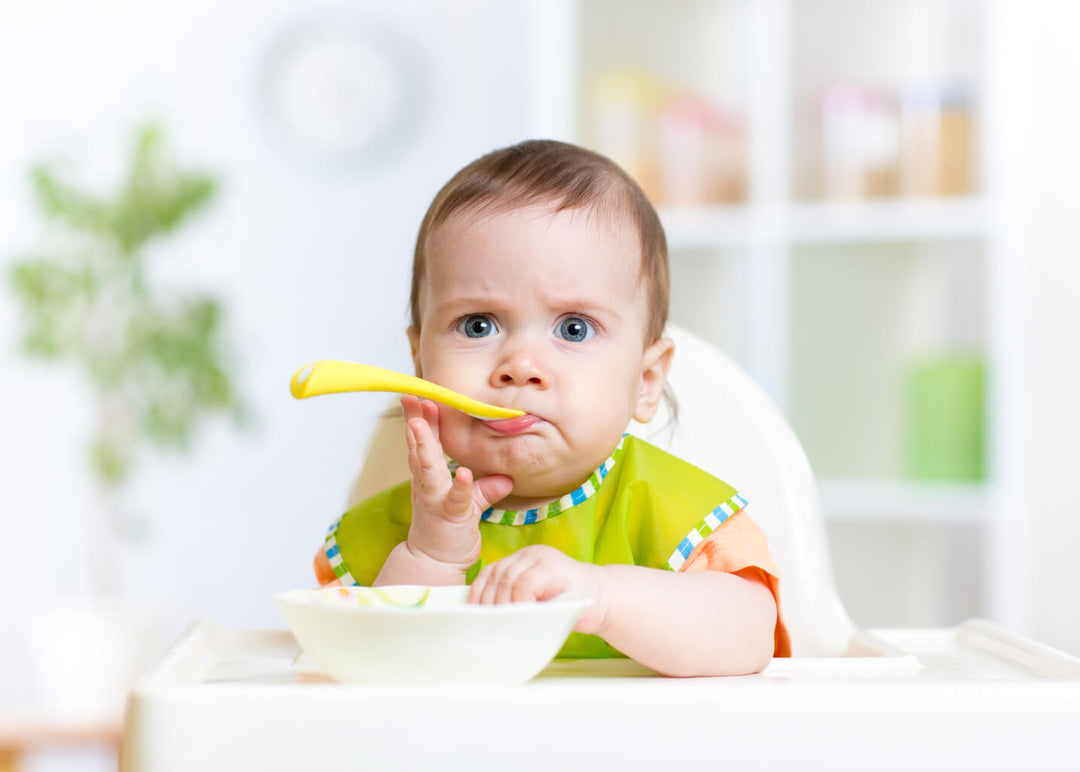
[
  {"x1": 629, "y1": 325, "x2": 855, "y2": 656},
  {"x1": 346, "y1": 324, "x2": 856, "y2": 656}
]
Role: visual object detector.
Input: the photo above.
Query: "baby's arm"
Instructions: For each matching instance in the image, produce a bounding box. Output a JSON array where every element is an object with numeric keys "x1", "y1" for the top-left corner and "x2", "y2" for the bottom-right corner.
[
  {"x1": 470, "y1": 544, "x2": 776, "y2": 676},
  {"x1": 590, "y1": 563, "x2": 775, "y2": 676},
  {"x1": 373, "y1": 396, "x2": 513, "y2": 586}
]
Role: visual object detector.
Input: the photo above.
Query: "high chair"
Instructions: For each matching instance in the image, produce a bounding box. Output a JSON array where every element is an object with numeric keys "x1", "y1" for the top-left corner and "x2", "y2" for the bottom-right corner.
[{"x1": 122, "y1": 325, "x2": 1080, "y2": 771}]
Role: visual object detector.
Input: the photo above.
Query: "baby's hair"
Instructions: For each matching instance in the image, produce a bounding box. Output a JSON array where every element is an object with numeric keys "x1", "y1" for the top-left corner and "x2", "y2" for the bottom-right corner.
[{"x1": 409, "y1": 139, "x2": 670, "y2": 345}]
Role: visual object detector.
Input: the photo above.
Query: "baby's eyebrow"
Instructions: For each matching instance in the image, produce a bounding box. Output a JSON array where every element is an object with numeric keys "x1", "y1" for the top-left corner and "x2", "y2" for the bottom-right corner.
[
  {"x1": 548, "y1": 296, "x2": 622, "y2": 319},
  {"x1": 430, "y1": 297, "x2": 508, "y2": 315},
  {"x1": 558, "y1": 295, "x2": 614, "y2": 310}
]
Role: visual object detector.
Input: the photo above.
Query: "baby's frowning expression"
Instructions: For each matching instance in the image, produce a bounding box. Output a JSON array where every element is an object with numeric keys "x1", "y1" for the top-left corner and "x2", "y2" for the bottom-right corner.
[{"x1": 409, "y1": 203, "x2": 671, "y2": 510}]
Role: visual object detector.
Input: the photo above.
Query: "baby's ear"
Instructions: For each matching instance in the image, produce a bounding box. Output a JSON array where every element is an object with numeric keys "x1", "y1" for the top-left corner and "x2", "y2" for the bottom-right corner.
[
  {"x1": 407, "y1": 326, "x2": 423, "y2": 378},
  {"x1": 633, "y1": 337, "x2": 674, "y2": 423}
]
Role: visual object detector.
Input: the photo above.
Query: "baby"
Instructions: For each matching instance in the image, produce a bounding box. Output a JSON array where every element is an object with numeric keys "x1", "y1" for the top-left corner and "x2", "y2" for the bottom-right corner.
[{"x1": 314, "y1": 140, "x2": 790, "y2": 676}]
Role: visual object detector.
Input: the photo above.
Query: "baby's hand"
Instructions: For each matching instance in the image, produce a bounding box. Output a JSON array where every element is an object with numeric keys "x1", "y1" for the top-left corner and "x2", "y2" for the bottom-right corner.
[
  {"x1": 402, "y1": 395, "x2": 513, "y2": 571},
  {"x1": 468, "y1": 545, "x2": 608, "y2": 635}
]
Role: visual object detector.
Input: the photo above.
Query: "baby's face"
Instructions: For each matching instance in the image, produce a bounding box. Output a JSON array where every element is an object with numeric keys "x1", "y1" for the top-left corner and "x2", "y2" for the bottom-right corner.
[{"x1": 410, "y1": 203, "x2": 670, "y2": 509}]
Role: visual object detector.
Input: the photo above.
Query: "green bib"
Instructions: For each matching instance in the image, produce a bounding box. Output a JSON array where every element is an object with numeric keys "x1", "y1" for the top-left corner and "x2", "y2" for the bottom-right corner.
[{"x1": 324, "y1": 435, "x2": 746, "y2": 658}]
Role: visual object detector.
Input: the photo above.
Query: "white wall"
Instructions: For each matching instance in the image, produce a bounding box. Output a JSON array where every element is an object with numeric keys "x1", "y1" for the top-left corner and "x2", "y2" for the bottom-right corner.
[
  {"x1": 1016, "y1": 1, "x2": 1080, "y2": 656},
  {"x1": 0, "y1": 0, "x2": 537, "y2": 704}
]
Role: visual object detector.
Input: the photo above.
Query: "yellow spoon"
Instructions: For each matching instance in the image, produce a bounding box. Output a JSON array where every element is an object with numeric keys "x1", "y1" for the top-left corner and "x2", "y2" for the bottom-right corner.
[{"x1": 290, "y1": 360, "x2": 526, "y2": 420}]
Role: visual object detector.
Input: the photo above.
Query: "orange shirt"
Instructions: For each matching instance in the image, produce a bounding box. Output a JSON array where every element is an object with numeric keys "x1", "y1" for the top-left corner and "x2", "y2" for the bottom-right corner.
[{"x1": 680, "y1": 510, "x2": 791, "y2": 657}]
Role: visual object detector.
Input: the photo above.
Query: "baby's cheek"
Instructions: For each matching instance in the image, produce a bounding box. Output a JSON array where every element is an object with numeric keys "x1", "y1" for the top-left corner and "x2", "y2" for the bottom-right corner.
[{"x1": 435, "y1": 413, "x2": 473, "y2": 461}]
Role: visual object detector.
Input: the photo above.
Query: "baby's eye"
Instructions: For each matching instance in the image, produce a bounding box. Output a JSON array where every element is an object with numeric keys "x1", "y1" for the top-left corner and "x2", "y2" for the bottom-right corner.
[
  {"x1": 555, "y1": 316, "x2": 596, "y2": 343},
  {"x1": 456, "y1": 314, "x2": 498, "y2": 338}
]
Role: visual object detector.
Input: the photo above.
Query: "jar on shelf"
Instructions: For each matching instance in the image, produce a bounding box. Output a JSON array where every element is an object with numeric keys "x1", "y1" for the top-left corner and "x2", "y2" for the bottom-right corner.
[
  {"x1": 899, "y1": 82, "x2": 973, "y2": 197},
  {"x1": 904, "y1": 354, "x2": 986, "y2": 481},
  {"x1": 586, "y1": 70, "x2": 664, "y2": 202},
  {"x1": 655, "y1": 94, "x2": 746, "y2": 206},
  {"x1": 820, "y1": 83, "x2": 900, "y2": 200}
]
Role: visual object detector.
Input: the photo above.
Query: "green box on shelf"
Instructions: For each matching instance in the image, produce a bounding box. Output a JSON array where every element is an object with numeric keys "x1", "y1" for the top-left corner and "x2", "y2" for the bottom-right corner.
[{"x1": 905, "y1": 356, "x2": 986, "y2": 481}]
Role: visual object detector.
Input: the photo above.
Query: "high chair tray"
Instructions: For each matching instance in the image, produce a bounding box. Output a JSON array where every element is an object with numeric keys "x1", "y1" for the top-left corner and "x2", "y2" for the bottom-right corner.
[{"x1": 122, "y1": 620, "x2": 1080, "y2": 772}]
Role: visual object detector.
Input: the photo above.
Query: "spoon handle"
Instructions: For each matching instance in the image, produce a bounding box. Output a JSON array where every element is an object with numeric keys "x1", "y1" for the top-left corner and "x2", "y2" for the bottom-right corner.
[{"x1": 290, "y1": 360, "x2": 525, "y2": 420}]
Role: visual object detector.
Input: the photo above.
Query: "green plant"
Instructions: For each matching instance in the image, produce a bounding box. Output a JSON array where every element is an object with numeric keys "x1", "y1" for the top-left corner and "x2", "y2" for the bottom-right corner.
[{"x1": 8, "y1": 125, "x2": 243, "y2": 589}]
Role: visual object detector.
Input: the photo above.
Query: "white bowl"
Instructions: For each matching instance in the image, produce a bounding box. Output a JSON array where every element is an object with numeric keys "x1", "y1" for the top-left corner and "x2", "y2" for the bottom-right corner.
[{"x1": 273, "y1": 585, "x2": 591, "y2": 686}]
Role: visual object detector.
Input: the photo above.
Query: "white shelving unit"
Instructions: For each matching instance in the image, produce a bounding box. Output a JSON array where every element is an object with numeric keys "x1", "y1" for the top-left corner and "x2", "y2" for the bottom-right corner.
[{"x1": 530, "y1": 0, "x2": 1027, "y2": 631}]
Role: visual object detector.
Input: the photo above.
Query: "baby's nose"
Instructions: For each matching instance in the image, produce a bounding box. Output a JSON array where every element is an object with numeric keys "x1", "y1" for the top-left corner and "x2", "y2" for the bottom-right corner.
[{"x1": 492, "y1": 347, "x2": 548, "y2": 387}]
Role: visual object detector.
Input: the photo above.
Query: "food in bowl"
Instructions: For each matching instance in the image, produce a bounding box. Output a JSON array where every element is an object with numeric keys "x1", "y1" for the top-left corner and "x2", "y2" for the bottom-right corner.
[{"x1": 274, "y1": 585, "x2": 590, "y2": 686}]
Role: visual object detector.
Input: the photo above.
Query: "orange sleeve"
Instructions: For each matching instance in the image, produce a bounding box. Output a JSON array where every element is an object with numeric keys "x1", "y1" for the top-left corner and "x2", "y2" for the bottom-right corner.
[
  {"x1": 313, "y1": 546, "x2": 342, "y2": 587},
  {"x1": 679, "y1": 510, "x2": 791, "y2": 657}
]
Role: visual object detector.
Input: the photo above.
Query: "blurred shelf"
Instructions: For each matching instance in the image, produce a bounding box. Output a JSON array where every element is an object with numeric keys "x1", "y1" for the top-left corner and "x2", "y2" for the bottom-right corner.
[
  {"x1": 659, "y1": 205, "x2": 753, "y2": 250},
  {"x1": 819, "y1": 478, "x2": 990, "y2": 524},
  {"x1": 789, "y1": 198, "x2": 989, "y2": 245},
  {"x1": 660, "y1": 197, "x2": 988, "y2": 250}
]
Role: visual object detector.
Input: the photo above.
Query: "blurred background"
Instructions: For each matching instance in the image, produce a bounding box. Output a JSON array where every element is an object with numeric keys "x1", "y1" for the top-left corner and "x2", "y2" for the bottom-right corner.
[{"x1": 1, "y1": 0, "x2": 1078, "y2": 769}]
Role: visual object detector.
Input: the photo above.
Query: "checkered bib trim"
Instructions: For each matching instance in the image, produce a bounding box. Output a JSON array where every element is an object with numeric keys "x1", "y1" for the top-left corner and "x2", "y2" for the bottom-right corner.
[
  {"x1": 322, "y1": 518, "x2": 359, "y2": 586},
  {"x1": 664, "y1": 492, "x2": 749, "y2": 571},
  {"x1": 477, "y1": 435, "x2": 627, "y2": 526}
]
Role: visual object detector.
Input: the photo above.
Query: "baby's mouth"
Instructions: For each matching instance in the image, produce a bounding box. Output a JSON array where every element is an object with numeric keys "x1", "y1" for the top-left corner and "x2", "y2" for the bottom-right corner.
[{"x1": 484, "y1": 413, "x2": 543, "y2": 435}]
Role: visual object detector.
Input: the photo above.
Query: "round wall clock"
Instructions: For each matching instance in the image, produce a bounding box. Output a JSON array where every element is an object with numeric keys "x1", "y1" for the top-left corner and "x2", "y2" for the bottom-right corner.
[{"x1": 259, "y1": 20, "x2": 427, "y2": 167}]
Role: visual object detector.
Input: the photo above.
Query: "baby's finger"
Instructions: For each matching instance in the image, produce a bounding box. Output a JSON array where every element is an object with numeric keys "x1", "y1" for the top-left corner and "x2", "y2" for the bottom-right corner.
[
  {"x1": 475, "y1": 554, "x2": 528, "y2": 605},
  {"x1": 473, "y1": 474, "x2": 514, "y2": 512},
  {"x1": 469, "y1": 560, "x2": 508, "y2": 603},
  {"x1": 401, "y1": 395, "x2": 423, "y2": 424},
  {"x1": 474, "y1": 562, "x2": 507, "y2": 605},
  {"x1": 492, "y1": 554, "x2": 543, "y2": 605},
  {"x1": 468, "y1": 566, "x2": 489, "y2": 604},
  {"x1": 445, "y1": 466, "x2": 477, "y2": 522},
  {"x1": 403, "y1": 397, "x2": 425, "y2": 476},
  {"x1": 477, "y1": 566, "x2": 504, "y2": 605},
  {"x1": 419, "y1": 399, "x2": 441, "y2": 446},
  {"x1": 404, "y1": 420, "x2": 421, "y2": 480},
  {"x1": 410, "y1": 418, "x2": 443, "y2": 474},
  {"x1": 409, "y1": 417, "x2": 450, "y2": 493}
]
